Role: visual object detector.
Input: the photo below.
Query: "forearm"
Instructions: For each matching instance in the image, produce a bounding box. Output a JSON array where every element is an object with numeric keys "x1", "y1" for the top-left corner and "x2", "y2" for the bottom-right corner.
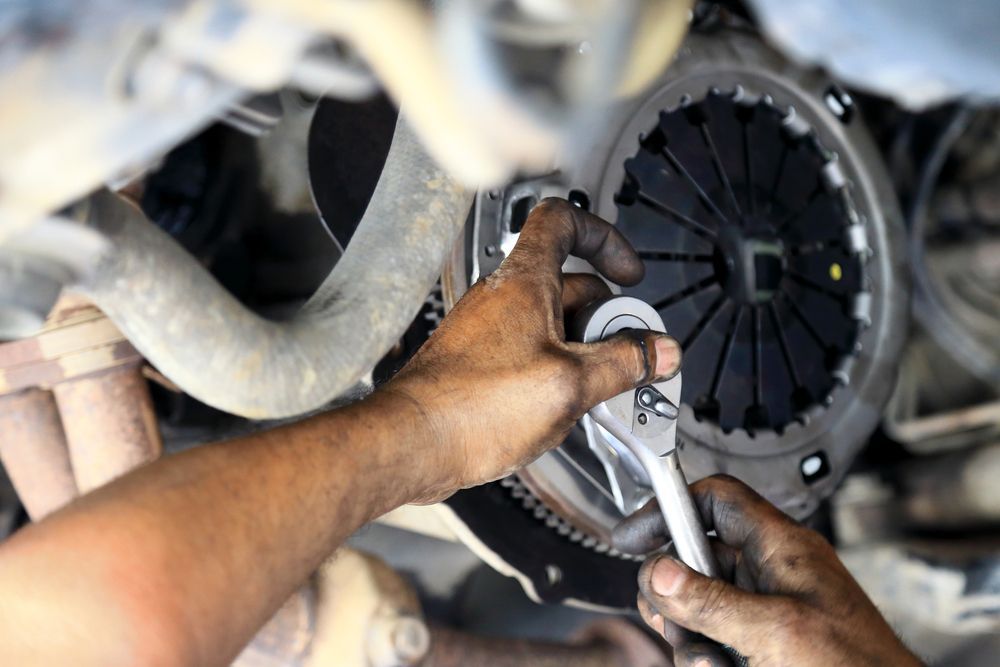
[
  {"x1": 0, "y1": 198, "x2": 671, "y2": 666},
  {"x1": 0, "y1": 389, "x2": 451, "y2": 666}
]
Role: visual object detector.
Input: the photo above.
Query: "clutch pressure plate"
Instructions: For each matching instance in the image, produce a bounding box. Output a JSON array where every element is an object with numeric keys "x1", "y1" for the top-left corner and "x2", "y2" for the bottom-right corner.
[{"x1": 440, "y1": 32, "x2": 907, "y2": 609}]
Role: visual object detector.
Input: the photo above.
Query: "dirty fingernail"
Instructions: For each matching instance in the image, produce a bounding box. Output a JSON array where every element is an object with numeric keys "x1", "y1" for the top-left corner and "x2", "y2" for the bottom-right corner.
[
  {"x1": 651, "y1": 556, "x2": 685, "y2": 596},
  {"x1": 654, "y1": 336, "x2": 682, "y2": 379}
]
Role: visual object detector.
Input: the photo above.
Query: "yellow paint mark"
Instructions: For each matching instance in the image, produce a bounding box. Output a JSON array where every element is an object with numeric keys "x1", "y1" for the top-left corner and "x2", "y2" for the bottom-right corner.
[{"x1": 829, "y1": 262, "x2": 843, "y2": 281}]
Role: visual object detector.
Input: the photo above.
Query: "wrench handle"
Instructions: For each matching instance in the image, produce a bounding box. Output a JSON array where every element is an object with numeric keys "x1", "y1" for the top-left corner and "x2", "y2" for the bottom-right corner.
[
  {"x1": 653, "y1": 450, "x2": 720, "y2": 578},
  {"x1": 588, "y1": 404, "x2": 719, "y2": 577}
]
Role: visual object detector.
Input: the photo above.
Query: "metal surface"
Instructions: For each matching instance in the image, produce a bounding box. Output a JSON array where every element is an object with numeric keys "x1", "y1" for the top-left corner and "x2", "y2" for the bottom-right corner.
[
  {"x1": 458, "y1": 31, "x2": 904, "y2": 514},
  {"x1": 233, "y1": 585, "x2": 317, "y2": 667},
  {"x1": 836, "y1": 441, "x2": 1000, "y2": 541},
  {"x1": 591, "y1": 405, "x2": 718, "y2": 579},
  {"x1": 234, "y1": 549, "x2": 428, "y2": 667},
  {"x1": 0, "y1": 293, "x2": 143, "y2": 396},
  {"x1": 0, "y1": 388, "x2": 78, "y2": 520},
  {"x1": 424, "y1": 627, "x2": 627, "y2": 667},
  {"x1": 885, "y1": 332, "x2": 1000, "y2": 454},
  {"x1": 614, "y1": 91, "x2": 868, "y2": 436},
  {"x1": 497, "y1": 475, "x2": 639, "y2": 561},
  {"x1": 232, "y1": 547, "x2": 659, "y2": 667},
  {"x1": 0, "y1": 218, "x2": 109, "y2": 338},
  {"x1": 0, "y1": 294, "x2": 160, "y2": 515},
  {"x1": 573, "y1": 297, "x2": 682, "y2": 515},
  {"x1": 442, "y1": 31, "x2": 907, "y2": 608},
  {"x1": 575, "y1": 295, "x2": 718, "y2": 579},
  {"x1": 53, "y1": 363, "x2": 162, "y2": 492}
]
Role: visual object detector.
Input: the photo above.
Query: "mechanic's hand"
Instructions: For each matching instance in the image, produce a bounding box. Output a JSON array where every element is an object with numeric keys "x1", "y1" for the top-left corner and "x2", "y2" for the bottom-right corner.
[
  {"x1": 614, "y1": 475, "x2": 923, "y2": 667},
  {"x1": 385, "y1": 197, "x2": 681, "y2": 496}
]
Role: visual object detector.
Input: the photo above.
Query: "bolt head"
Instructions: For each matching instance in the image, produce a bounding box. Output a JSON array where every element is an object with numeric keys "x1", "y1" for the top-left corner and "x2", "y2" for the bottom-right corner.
[{"x1": 391, "y1": 616, "x2": 430, "y2": 665}]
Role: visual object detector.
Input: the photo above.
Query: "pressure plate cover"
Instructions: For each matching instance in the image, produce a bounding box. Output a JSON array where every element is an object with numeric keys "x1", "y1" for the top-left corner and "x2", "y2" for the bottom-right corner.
[{"x1": 442, "y1": 32, "x2": 908, "y2": 609}]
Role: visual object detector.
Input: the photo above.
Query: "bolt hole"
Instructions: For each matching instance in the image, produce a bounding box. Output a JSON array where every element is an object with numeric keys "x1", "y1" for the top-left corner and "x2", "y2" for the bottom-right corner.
[
  {"x1": 510, "y1": 195, "x2": 537, "y2": 234},
  {"x1": 823, "y1": 85, "x2": 854, "y2": 124},
  {"x1": 800, "y1": 451, "x2": 830, "y2": 484},
  {"x1": 484, "y1": 244, "x2": 497, "y2": 257},
  {"x1": 567, "y1": 189, "x2": 591, "y2": 211}
]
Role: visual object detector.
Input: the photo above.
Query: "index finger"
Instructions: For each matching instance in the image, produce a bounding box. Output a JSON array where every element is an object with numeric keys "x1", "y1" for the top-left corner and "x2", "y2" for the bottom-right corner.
[
  {"x1": 689, "y1": 475, "x2": 798, "y2": 557},
  {"x1": 612, "y1": 475, "x2": 797, "y2": 557},
  {"x1": 505, "y1": 198, "x2": 645, "y2": 286}
]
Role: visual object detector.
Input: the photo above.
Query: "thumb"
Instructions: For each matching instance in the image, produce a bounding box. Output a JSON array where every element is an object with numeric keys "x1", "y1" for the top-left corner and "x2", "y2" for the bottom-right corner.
[
  {"x1": 639, "y1": 555, "x2": 783, "y2": 655},
  {"x1": 569, "y1": 331, "x2": 681, "y2": 406}
]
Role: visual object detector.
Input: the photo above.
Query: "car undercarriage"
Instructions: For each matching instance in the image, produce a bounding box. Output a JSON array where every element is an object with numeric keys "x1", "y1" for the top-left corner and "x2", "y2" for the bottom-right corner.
[{"x1": 0, "y1": 1, "x2": 998, "y2": 665}]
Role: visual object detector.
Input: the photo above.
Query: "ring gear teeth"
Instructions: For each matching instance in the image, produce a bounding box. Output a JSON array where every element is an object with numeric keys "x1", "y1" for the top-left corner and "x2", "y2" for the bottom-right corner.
[{"x1": 500, "y1": 475, "x2": 642, "y2": 562}]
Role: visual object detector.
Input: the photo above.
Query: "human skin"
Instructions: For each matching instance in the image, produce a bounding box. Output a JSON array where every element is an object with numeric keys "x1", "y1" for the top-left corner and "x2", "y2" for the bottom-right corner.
[
  {"x1": 0, "y1": 198, "x2": 680, "y2": 667},
  {"x1": 614, "y1": 475, "x2": 924, "y2": 667}
]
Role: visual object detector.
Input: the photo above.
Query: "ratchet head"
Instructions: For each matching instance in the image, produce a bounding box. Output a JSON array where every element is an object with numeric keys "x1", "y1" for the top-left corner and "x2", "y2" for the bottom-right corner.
[{"x1": 573, "y1": 296, "x2": 682, "y2": 457}]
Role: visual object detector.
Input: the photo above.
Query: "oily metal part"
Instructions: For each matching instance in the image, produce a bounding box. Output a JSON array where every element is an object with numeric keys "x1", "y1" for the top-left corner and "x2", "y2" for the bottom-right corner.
[
  {"x1": 0, "y1": 295, "x2": 155, "y2": 517},
  {"x1": 0, "y1": 388, "x2": 78, "y2": 520},
  {"x1": 614, "y1": 91, "x2": 867, "y2": 437},
  {"x1": 499, "y1": 476, "x2": 640, "y2": 562},
  {"x1": 424, "y1": 627, "x2": 629, "y2": 667},
  {"x1": 52, "y1": 363, "x2": 162, "y2": 493},
  {"x1": 443, "y1": 32, "x2": 907, "y2": 577}
]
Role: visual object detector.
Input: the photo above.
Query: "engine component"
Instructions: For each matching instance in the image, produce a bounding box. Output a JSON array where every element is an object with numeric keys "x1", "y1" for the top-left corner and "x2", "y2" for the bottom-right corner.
[
  {"x1": 441, "y1": 31, "x2": 908, "y2": 608},
  {"x1": 0, "y1": 0, "x2": 689, "y2": 239},
  {"x1": 745, "y1": 0, "x2": 1000, "y2": 110},
  {"x1": 0, "y1": 389, "x2": 77, "y2": 520},
  {"x1": 75, "y1": 118, "x2": 471, "y2": 419},
  {"x1": 878, "y1": 110, "x2": 1000, "y2": 454},
  {"x1": 908, "y1": 109, "x2": 1000, "y2": 388},
  {"x1": 0, "y1": 295, "x2": 161, "y2": 519},
  {"x1": 884, "y1": 328, "x2": 1000, "y2": 455},
  {"x1": 572, "y1": 296, "x2": 721, "y2": 582},
  {"x1": 573, "y1": 297, "x2": 683, "y2": 515}
]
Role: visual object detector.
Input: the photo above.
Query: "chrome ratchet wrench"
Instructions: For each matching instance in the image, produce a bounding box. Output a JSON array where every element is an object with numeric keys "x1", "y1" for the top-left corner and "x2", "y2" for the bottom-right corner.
[
  {"x1": 573, "y1": 295, "x2": 719, "y2": 578},
  {"x1": 574, "y1": 295, "x2": 745, "y2": 665}
]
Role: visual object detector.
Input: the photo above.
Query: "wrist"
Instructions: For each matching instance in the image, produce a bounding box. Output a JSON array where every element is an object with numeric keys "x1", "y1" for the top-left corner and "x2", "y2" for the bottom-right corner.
[{"x1": 360, "y1": 383, "x2": 464, "y2": 504}]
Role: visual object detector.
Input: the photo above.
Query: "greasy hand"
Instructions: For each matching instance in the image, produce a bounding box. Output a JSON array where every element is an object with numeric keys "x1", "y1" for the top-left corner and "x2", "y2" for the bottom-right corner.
[
  {"x1": 615, "y1": 475, "x2": 923, "y2": 667},
  {"x1": 384, "y1": 198, "x2": 681, "y2": 498}
]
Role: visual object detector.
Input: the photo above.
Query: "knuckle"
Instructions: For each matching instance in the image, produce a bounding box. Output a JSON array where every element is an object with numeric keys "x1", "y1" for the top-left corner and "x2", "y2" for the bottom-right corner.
[
  {"x1": 709, "y1": 473, "x2": 744, "y2": 489},
  {"x1": 622, "y1": 336, "x2": 649, "y2": 382},
  {"x1": 535, "y1": 196, "x2": 571, "y2": 216},
  {"x1": 774, "y1": 523, "x2": 831, "y2": 562},
  {"x1": 707, "y1": 474, "x2": 753, "y2": 502},
  {"x1": 542, "y1": 348, "x2": 587, "y2": 418},
  {"x1": 757, "y1": 515, "x2": 799, "y2": 546},
  {"x1": 772, "y1": 601, "x2": 816, "y2": 644},
  {"x1": 607, "y1": 332, "x2": 651, "y2": 383},
  {"x1": 799, "y1": 525, "x2": 834, "y2": 553},
  {"x1": 529, "y1": 197, "x2": 576, "y2": 233},
  {"x1": 694, "y1": 580, "x2": 731, "y2": 623}
]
